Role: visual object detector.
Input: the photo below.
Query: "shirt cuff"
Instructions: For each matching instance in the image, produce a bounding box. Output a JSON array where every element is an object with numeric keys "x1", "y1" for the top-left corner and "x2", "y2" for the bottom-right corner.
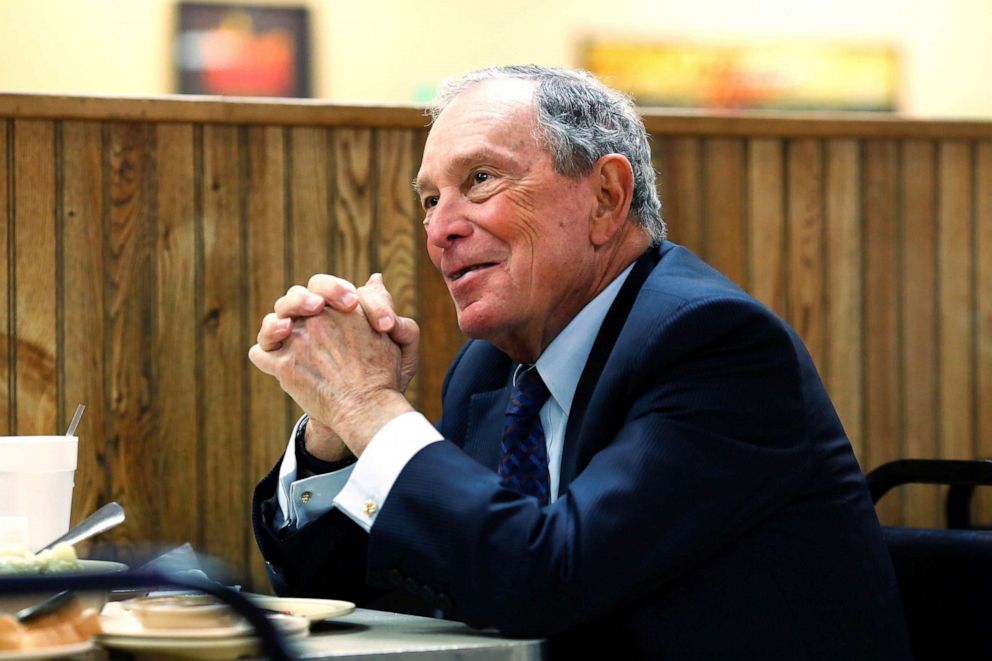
[
  {"x1": 275, "y1": 415, "x2": 355, "y2": 530},
  {"x1": 274, "y1": 416, "x2": 307, "y2": 529},
  {"x1": 333, "y1": 412, "x2": 444, "y2": 531},
  {"x1": 289, "y1": 465, "x2": 356, "y2": 529}
]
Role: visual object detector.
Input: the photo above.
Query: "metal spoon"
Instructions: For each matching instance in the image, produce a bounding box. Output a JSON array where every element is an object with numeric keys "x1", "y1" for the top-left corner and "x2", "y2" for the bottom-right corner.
[
  {"x1": 38, "y1": 501, "x2": 125, "y2": 553},
  {"x1": 16, "y1": 502, "x2": 126, "y2": 623}
]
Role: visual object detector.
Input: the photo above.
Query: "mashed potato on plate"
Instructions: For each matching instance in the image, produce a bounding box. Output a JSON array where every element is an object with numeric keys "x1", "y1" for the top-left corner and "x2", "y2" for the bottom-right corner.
[{"x1": 0, "y1": 543, "x2": 80, "y2": 575}]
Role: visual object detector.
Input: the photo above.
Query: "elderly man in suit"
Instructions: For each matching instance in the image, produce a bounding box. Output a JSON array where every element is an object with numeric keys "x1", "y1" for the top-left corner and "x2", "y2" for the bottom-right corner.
[{"x1": 249, "y1": 65, "x2": 911, "y2": 659}]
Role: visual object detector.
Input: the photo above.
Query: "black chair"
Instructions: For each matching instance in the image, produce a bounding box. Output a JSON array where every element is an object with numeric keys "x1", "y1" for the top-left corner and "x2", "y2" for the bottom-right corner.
[{"x1": 866, "y1": 459, "x2": 992, "y2": 660}]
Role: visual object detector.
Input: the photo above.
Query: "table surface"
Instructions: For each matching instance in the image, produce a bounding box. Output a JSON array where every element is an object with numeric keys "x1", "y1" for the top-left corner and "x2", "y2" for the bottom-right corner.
[{"x1": 291, "y1": 608, "x2": 545, "y2": 660}]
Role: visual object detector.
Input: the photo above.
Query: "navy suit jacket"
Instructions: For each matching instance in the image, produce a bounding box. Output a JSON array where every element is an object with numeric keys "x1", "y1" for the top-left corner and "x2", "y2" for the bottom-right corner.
[{"x1": 253, "y1": 242, "x2": 912, "y2": 659}]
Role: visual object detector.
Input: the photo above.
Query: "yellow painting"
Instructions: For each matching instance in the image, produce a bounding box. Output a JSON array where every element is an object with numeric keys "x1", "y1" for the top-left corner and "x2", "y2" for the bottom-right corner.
[{"x1": 581, "y1": 39, "x2": 900, "y2": 111}]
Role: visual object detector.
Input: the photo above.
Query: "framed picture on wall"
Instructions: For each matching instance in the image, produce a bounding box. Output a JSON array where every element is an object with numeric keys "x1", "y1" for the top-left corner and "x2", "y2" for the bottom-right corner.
[
  {"x1": 175, "y1": 2, "x2": 311, "y2": 97},
  {"x1": 581, "y1": 38, "x2": 899, "y2": 112}
]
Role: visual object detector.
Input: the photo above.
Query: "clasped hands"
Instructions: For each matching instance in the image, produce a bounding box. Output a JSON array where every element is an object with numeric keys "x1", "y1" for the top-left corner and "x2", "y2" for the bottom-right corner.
[{"x1": 249, "y1": 274, "x2": 418, "y2": 462}]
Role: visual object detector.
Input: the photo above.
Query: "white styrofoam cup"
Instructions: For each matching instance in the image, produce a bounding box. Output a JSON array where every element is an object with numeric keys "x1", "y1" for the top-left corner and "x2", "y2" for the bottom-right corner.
[{"x1": 0, "y1": 436, "x2": 78, "y2": 552}]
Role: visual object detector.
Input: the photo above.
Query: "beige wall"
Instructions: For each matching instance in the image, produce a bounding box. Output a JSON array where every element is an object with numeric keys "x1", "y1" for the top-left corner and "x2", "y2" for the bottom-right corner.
[{"x1": 1, "y1": 0, "x2": 991, "y2": 117}]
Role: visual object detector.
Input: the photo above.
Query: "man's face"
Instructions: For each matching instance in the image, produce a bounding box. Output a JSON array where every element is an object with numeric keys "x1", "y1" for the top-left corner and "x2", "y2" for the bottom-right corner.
[{"x1": 416, "y1": 79, "x2": 600, "y2": 361}]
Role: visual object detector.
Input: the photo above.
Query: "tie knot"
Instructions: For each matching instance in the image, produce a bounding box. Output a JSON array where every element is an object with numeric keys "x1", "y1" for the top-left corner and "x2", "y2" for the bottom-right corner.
[{"x1": 507, "y1": 366, "x2": 551, "y2": 418}]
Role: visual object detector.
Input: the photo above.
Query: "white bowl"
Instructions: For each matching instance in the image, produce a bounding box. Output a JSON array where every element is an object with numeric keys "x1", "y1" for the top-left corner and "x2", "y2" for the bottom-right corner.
[{"x1": 122, "y1": 594, "x2": 239, "y2": 630}]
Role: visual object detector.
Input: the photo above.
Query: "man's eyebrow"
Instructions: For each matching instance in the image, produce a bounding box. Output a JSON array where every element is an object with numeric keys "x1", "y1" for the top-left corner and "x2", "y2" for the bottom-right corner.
[{"x1": 412, "y1": 147, "x2": 509, "y2": 197}]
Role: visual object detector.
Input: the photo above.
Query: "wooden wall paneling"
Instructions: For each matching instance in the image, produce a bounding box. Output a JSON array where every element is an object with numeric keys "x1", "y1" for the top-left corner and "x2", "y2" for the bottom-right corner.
[
  {"x1": 245, "y1": 125, "x2": 289, "y2": 592},
  {"x1": 649, "y1": 139, "x2": 668, "y2": 246},
  {"x1": 200, "y1": 124, "x2": 248, "y2": 580},
  {"x1": 823, "y1": 140, "x2": 864, "y2": 463},
  {"x1": 937, "y1": 141, "x2": 975, "y2": 463},
  {"x1": 60, "y1": 121, "x2": 110, "y2": 550},
  {"x1": 863, "y1": 140, "x2": 902, "y2": 524},
  {"x1": 702, "y1": 138, "x2": 747, "y2": 286},
  {"x1": 373, "y1": 129, "x2": 420, "y2": 408},
  {"x1": 105, "y1": 122, "x2": 156, "y2": 561},
  {"x1": 786, "y1": 140, "x2": 826, "y2": 368},
  {"x1": 899, "y1": 140, "x2": 940, "y2": 527},
  {"x1": 288, "y1": 127, "x2": 332, "y2": 284},
  {"x1": 1, "y1": 120, "x2": 9, "y2": 434},
  {"x1": 332, "y1": 129, "x2": 373, "y2": 284},
  {"x1": 287, "y1": 126, "x2": 332, "y2": 427},
  {"x1": 13, "y1": 120, "x2": 57, "y2": 435},
  {"x1": 153, "y1": 123, "x2": 199, "y2": 554},
  {"x1": 411, "y1": 129, "x2": 461, "y2": 424},
  {"x1": 657, "y1": 138, "x2": 703, "y2": 254},
  {"x1": 747, "y1": 139, "x2": 786, "y2": 317},
  {"x1": 975, "y1": 141, "x2": 992, "y2": 524},
  {"x1": 104, "y1": 122, "x2": 157, "y2": 556}
]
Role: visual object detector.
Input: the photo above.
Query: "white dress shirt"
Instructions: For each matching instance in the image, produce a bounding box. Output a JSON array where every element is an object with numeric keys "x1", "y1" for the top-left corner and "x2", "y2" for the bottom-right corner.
[{"x1": 275, "y1": 263, "x2": 633, "y2": 532}]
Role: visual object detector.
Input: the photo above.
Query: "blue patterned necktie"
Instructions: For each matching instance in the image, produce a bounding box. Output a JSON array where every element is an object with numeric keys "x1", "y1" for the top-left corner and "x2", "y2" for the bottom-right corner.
[{"x1": 498, "y1": 365, "x2": 552, "y2": 505}]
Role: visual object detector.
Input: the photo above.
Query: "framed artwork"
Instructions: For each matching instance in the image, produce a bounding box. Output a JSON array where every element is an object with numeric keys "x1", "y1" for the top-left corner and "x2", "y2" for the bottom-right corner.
[
  {"x1": 175, "y1": 3, "x2": 311, "y2": 97},
  {"x1": 581, "y1": 38, "x2": 899, "y2": 112}
]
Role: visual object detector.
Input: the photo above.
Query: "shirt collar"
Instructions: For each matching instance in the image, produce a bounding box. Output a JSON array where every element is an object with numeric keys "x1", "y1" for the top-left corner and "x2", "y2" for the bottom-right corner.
[{"x1": 535, "y1": 263, "x2": 635, "y2": 413}]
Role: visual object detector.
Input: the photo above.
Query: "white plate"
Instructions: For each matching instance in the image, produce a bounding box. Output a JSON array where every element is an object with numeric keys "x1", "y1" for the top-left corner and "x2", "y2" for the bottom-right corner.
[
  {"x1": 98, "y1": 614, "x2": 308, "y2": 660},
  {"x1": 243, "y1": 594, "x2": 355, "y2": 622},
  {"x1": 0, "y1": 640, "x2": 95, "y2": 660},
  {"x1": 100, "y1": 615, "x2": 253, "y2": 639},
  {"x1": 72, "y1": 560, "x2": 128, "y2": 575},
  {"x1": 97, "y1": 634, "x2": 262, "y2": 660}
]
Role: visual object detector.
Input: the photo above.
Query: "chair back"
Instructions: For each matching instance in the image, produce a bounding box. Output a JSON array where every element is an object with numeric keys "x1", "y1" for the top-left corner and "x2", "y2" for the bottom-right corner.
[{"x1": 867, "y1": 459, "x2": 992, "y2": 660}]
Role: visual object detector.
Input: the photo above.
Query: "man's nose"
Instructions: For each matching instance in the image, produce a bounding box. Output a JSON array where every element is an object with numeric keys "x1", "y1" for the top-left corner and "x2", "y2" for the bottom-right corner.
[{"x1": 426, "y1": 194, "x2": 472, "y2": 248}]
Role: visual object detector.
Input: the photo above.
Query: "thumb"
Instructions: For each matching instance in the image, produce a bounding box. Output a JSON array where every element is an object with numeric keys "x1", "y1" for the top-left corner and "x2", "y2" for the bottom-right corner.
[{"x1": 389, "y1": 316, "x2": 420, "y2": 348}]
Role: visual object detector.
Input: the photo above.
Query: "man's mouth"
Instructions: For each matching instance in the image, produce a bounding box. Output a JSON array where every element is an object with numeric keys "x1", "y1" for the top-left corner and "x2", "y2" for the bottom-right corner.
[{"x1": 450, "y1": 262, "x2": 498, "y2": 281}]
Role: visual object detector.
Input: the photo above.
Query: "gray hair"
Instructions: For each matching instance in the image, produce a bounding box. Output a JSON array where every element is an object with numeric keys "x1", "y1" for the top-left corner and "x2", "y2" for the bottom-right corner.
[{"x1": 429, "y1": 65, "x2": 665, "y2": 244}]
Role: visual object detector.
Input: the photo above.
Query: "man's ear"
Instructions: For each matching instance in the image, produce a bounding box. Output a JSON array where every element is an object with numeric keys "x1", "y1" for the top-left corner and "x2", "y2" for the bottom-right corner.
[{"x1": 589, "y1": 154, "x2": 635, "y2": 246}]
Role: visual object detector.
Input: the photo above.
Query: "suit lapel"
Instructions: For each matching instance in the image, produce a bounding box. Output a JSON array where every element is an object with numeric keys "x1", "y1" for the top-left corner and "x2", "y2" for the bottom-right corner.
[
  {"x1": 461, "y1": 386, "x2": 512, "y2": 469},
  {"x1": 558, "y1": 245, "x2": 663, "y2": 494}
]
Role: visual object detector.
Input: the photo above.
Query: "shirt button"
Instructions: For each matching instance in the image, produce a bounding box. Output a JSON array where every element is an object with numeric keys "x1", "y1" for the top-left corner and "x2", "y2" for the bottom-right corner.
[
  {"x1": 364, "y1": 500, "x2": 378, "y2": 515},
  {"x1": 300, "y1": 491, "x2": 312, "y2": 504}
]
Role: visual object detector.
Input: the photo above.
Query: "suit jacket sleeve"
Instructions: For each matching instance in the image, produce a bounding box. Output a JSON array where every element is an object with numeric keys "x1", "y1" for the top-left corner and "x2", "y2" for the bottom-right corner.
[{"x1": 363, "y1": 295, "x2": 816, "y2": 637}]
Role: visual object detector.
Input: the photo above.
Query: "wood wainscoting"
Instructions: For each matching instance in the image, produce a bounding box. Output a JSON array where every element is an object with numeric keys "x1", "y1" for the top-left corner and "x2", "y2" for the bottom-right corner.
[{"x1": 2, "y1": 94, "x2": 991, "y2": 590}]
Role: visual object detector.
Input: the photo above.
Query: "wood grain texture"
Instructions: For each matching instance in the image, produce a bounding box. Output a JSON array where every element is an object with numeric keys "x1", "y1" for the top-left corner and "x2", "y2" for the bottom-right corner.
[
  {"x1": 976, "y1": 141, "x2": 992, "y2": 524},
  {"x1": 245, "y1": 125, "x2": 289, "y2": 592},
  {"x1": 200, "y1": 124, "x2": 248, "y2": 579},
  {"x1": 0, "y1": 120, "x2": 9, "y2": 435},
  {"x1": 702, "y1": 139, "x2": 746, "y2": 285},
  {"x1": 747, "y1": 139, "x2": 786, "y2": 317},
  {"x1": 104, "y1": 122, "x2": 155, "y2": 562},
  {"x1": 374, "y1": 129, "x2": 419, "y2": 408},
  {"x1": 937, "y1": 141, "x2": 974, "y2": 462},
  {"x1": 9, "y1": 92, "x2": 992, "y2": 139},
  {"x1": 786, "y1": 140, "x2": 825, "y2": 368},
  {"x1": 288, "y1": 127, "x2": 332, "y2": 284},
  {"x1": 13, "y1": 120, "x2": 57, "y2": 435},
  {"x1": 0, "y1": 93, "x2": 433, "y2": 130},
  {"x1": 154, "y1": 123, "x2": 199, "y2": 553},
  {"x1": 823, "y1": 140, "x2": 863, "y2": 463},
  {"x1": 863, "y1": 140, "x2": 902, "y2": 523},
  {"x1": 60, "y1": 121, "x2": 109, "y2": 550},
  {"x1": 899, "y1": 140, "x2": 940, "y2": 527},
  {"x1": 332, "y1": 129, "x2": 373, "y2": 284},
  {"x1": 657, "y1": 138, "x2": 702, "y2": 253}
]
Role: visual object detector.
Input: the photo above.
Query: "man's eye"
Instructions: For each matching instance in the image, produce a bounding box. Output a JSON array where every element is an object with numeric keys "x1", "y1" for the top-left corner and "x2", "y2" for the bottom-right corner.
[
  {"x1": 472, "y1": 172, "x2": 491, "y2": 184},
  {"x1": 423, "y1": 195, "x2": 439, "y2": 209}
]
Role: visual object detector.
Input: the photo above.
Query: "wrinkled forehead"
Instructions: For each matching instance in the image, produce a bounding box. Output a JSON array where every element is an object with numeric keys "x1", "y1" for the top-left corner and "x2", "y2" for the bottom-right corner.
[{"x1": 416, "y1": 79, "x2": 542, "y2": 188}]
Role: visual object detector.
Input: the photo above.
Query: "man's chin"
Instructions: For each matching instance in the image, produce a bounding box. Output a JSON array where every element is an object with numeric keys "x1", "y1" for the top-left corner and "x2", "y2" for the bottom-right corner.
[{"x1": 455, "y1": 305, "x2": 498, "y2": 341}]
